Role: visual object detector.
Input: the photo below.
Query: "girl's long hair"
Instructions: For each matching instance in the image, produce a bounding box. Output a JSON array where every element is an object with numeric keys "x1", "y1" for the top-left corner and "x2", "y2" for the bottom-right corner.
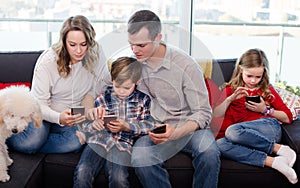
[
  {"x1": 52, "y1": 15, "x2": 99, "y2": 78},
  {"x1": 228, "y1": 48, "x2": 272, "y2": 99}
]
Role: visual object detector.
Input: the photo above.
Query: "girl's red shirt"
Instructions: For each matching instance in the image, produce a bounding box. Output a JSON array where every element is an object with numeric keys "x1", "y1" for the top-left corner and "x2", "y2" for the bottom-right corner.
[{"x1": 213, "y1": 85, "x2": 293, "y2": 139}]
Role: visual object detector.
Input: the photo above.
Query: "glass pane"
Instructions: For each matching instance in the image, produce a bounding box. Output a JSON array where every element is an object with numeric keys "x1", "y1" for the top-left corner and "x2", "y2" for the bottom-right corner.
[
  {"x1": 194, "y1": 0, "x2": 300, "y2": 86},
  {"x1": 0, "y1": 0, "x2": 184, "y2": 53}
]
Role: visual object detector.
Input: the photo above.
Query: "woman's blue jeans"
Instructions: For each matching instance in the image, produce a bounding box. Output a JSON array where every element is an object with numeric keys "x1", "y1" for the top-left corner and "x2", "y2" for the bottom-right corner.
[
  {"x1": 7, "y1": 120, "x2": 82, "y2": 154},
  {"x1": 217, "y1": 118, "x2": 282, "y2": 167},
  {"x1": 73, "y1": 144, "x2": 131, "y2": 188},
  {"x1": 131, "y1": 129, "x2": 220, "y2": 188}
]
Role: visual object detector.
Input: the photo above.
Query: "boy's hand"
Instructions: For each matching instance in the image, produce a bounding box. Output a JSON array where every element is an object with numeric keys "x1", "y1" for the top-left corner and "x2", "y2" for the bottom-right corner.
[
  {"x1": 86, "y1": 106, "x2": 106, "y2": 120},
  {"x1": 107, "y1": 119, "x2": 130, "y2": 133},
  {"x1": 92, "y1": 119, "x2": 105, "y2": 131}
]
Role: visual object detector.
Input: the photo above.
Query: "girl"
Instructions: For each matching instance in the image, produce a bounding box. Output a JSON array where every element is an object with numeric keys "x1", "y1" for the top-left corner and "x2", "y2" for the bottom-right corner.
[{"x1": 214, "y1": 48, "x2": 297, "y2": 184}]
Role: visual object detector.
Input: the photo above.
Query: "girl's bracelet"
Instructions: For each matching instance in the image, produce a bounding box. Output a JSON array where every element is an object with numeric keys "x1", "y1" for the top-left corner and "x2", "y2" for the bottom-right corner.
[{"x1": 262, "y1": 106, "x2": 274, "y2": 116}]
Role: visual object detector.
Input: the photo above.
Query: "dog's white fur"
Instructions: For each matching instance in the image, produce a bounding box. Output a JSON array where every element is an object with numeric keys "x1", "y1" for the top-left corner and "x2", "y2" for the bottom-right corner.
[{"x1": 0, "y1": 86, "x2": 42, "y2": 182}]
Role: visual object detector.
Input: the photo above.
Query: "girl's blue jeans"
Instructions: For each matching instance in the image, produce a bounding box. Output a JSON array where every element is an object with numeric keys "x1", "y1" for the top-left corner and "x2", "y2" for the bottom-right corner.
[
  {"x1": 7, "y1": 120, "x2": 82, "y2": 154},
  {"x1": 217, "y1": 118, "x2": 282, "y2": 167}
]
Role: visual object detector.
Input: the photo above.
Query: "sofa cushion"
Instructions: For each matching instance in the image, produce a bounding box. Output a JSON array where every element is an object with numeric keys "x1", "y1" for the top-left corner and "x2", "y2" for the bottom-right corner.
[
  {"x1": 205, "y1": 78, "x2": 221, "y2": 109},
  {"x1": 275, "y1": 86, "x2": 300, "y2": 120},
  {"x1": 43, "y1": 153, "x2": 109, "y2": 188},
  {"x1": 0, "y1": 51, "x2": 42, "y2": 83},
  {"x1": 219, "y1": 158, "x2": 292, "y2": 188},
  {"x1": 0, "y1": 151, "x2": 45, "y2": 188},
  {"x1": 211, "y1": 59, "x2": 236, "y2": 86},
  {"x1": 0, "y1": 82, "x2": 31, "y2": 90}
]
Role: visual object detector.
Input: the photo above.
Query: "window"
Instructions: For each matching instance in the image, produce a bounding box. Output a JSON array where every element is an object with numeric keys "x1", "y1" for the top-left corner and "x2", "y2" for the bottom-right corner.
[{"x1": 0, "y1": 0, "x2": 299, "y2": 86}]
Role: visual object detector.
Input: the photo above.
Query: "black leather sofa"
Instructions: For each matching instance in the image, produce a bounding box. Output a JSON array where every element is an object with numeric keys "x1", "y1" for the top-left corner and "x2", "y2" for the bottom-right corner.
[{"x1": 0, "y1": 51, "x2": 299, "y2": 188}]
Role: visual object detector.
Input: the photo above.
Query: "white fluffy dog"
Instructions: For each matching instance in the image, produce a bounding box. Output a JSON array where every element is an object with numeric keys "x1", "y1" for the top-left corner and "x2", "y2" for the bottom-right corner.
[{"x1": 0, "y1": 85, "x2": 42, "y2": 182}]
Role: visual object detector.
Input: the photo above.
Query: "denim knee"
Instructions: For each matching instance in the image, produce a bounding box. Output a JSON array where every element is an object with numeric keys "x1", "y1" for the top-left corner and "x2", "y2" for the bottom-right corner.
[
  {"x1": 106, "y1": 163, "x2": 129, "y2": 188},
  {"x1": 131, "y1": 136, "x2": 158, "y2": 167},
  {"x1": 224, "y1": 124, "x2": 240, "y2": 142},
  {"x1": 191, "y1": 130, "x2": 220, "y2": 163},
  {"x1": 216, "y1": 138, "x2": 229, "y2": 154},
  {"x1": 7, "y1": 121, "x2": 49, "y2": 154}
]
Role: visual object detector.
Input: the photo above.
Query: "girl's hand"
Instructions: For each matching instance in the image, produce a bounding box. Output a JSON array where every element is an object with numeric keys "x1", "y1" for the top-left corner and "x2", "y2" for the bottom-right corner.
[
  {"x1": 245, "y1": 96, "x2": 266, "y2": 113},
  {"x1": 107, "y1": 119, "x2": 130, "y2": 133},
  {"x1": 86, "y1": 106, "x2": 106, "y2": 120},
  {"x1": 228, "y1": 87, "x2": 248, "y2": 102},
  {"x1": 148, "y1": 124, "x2": 175, "y2": 144},
  {"x1": 59, "y1": 109, "x2": 86, "y2": 126}
]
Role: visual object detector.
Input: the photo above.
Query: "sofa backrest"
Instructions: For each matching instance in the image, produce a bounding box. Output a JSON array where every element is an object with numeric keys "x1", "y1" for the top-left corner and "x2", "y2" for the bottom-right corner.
[
  {"x1": 0, "y1": 51, "x2": 43, "y2": 83},
  {"x1": 211, "y1": 58, "x2": 236, "y2": 86},
  {"x1": 0, "y1": 51, "x2": 237, "y2": 87}
]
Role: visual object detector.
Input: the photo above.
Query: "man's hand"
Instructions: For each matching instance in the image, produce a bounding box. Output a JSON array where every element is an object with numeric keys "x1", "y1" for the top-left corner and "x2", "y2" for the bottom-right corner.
[{"x1": 148, "y1": 124, "x2": 175, "y2": 144}]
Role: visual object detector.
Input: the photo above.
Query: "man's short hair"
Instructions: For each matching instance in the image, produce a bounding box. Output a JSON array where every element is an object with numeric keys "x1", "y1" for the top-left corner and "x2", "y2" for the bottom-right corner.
[{"x1": 127, "y1": 10, "x2": 161, "y2": 41}]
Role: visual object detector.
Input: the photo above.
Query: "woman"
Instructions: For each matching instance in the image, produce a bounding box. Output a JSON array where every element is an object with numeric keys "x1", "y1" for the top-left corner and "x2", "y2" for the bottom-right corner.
[{"x1": 7, "y1": 15, "x2": 110, "y2": 154}]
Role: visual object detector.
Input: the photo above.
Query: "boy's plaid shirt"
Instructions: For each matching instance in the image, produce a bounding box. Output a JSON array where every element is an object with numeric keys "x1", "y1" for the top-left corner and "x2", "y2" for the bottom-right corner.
[{"x1": 80, "y1": 86, "x2": 154, "y2": 154}]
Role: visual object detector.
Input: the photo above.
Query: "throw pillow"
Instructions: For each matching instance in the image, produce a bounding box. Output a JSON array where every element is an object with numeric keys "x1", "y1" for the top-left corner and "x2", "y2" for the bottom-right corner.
[
  {"x1": 274, "y1": 86, "x2": 300, "y2": 120},
  {"x1": 0, "y1": 82, "x2": 31, "y2": 90},
  {"x1": 205, "y1": 78, "x2": 221, "y2": 109}
]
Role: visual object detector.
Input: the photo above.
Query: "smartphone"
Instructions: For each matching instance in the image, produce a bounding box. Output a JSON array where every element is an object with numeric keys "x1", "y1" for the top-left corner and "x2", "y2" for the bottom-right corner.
[
  {"x1": 151, "y1": 124, "x2": 166, "y2": 134},
  {"x1": 71, "y1": 106, "x2": 85, "y2": 115},
  {"x1": 246, "y1": 96, "x2": 260, "y2": 103},
  {"x1": 103, "y1": 115, "x2": 117, "y2": 126}
]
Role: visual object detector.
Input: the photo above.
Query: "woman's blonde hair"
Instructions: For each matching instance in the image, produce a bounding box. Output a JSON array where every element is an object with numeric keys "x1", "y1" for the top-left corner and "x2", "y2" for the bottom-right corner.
[
  {"x1": 228, "y1": 48, "x2": 271, "y2": 99},
  {"x1": 52, "y1": 15, "x2": 99, "y2": 77}
]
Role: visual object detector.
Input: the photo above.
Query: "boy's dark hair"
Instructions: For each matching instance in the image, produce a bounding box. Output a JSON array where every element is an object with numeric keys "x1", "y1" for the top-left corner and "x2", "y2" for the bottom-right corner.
[
  {"x1": 127, "y1": 10, "x2": 161, "y2": 41},
  {"x1": 111, "y1": 57, "x2": 142, "y2": 84}
]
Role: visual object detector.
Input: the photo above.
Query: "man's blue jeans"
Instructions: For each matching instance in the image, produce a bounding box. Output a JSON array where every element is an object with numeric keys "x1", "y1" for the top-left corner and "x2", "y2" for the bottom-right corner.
[
  {"x1": 131, "y1": 129, "x2": 220, "y2": 188},
  {"x1": 7, "y1": 120, "x2": 82, "y2": 154},
  {"x1": 217, "y1": 118, "x2": 282, "y2": 167},
  {"x1": 73, "y1": 144, "x2": 131, "y2": 188}
]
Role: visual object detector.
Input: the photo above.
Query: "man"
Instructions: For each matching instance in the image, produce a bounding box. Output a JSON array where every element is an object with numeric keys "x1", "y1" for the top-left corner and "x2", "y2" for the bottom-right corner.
[{"x1": 127, "y1": 10, "x2": 220, "y2": 188}]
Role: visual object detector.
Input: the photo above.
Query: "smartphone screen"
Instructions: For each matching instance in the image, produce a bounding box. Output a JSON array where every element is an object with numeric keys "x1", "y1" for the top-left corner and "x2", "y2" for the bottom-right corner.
[
  {"x1": 71, "y1": 106, "x2": 85, "y2": 115},
  {"x1": 246, "y1": 96, "x2": 260, "y2": 103},
  {"x1": 151, "y1": 124, "x2": 166, "y2": 134},
  {"x1": 103, "y1": 115, "x2": 117, "y2": 126}
]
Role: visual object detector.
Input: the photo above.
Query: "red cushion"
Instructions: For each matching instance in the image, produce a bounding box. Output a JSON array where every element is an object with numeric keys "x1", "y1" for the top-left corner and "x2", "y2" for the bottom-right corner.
[
  {"x1": 0, "y1": 82, "x2": 31, "y2": 89},
  {"x1": 205, "y1": 78, "x2": 227, "y2": 139},
  {"x1": 205, "y1": 78, "x2": 221, "y2": 109}
]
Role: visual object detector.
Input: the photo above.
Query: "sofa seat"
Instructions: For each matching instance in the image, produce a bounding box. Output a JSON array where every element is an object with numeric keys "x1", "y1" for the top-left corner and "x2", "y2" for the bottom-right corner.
[
  {"x1": 0, "y1": 151, "x2": 45, "y2": 188},
  {"x1": 41, "y1": 144, "x2": 296, "y2": 188}
]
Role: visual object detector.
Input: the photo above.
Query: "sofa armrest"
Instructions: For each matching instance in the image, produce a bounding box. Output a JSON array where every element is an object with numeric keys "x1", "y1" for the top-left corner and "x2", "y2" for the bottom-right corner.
[{"x1": 281, "y1": 120, "x2": 300, "y2": 154}]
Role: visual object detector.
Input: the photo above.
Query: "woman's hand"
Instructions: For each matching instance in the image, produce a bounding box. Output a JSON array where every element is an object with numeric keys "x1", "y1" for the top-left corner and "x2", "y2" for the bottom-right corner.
[
  {"x1": 86, "y1": 106, "x2": 106, "y2": 120},
  {"x1": 245, "y1": 96, "x2": 266, "y2": 113},
  {"x1": 148, "y1": 124, "x2": 175, "y2": 144},
  {"x1": 59, "y1": 109, "x2": 86, "y2": 126}
]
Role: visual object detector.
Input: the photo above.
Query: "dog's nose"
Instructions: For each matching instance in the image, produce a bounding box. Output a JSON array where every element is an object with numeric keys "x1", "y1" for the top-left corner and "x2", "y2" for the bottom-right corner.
[{"x1": 12, "y1": 128, "x2": 18, "y2": 134}]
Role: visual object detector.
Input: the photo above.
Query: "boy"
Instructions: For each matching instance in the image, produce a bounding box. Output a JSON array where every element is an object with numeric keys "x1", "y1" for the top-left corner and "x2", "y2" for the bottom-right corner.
[{"x1": 73, "y1": 56, "x2": 153, "y2": 188}]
